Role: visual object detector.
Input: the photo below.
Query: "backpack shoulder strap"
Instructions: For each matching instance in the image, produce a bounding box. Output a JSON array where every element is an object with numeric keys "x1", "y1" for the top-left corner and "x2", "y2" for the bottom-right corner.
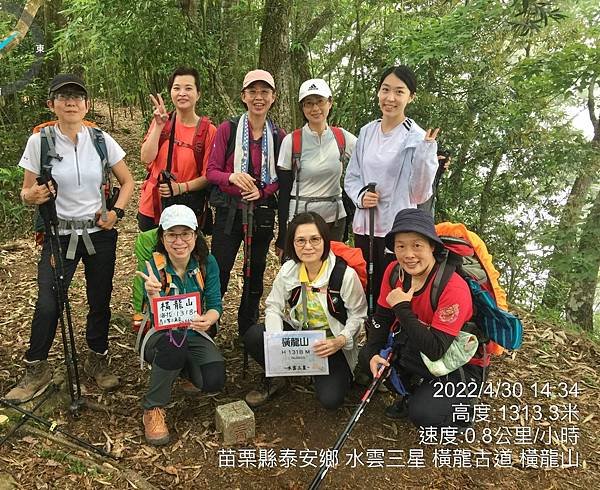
[
  {"x1": 88, "y1": 127, "x2": 109, "y2": 173},
  {"x1": 430, "y1": 251, "x2": 457, "y2": 311},
  {"x1": 327, "y1": 256, "x2": 348, "y2": 325},
  {"x1": 269, "y1": 118, "x2": 283, "y2": 161},
  {"x1": 88, "y1": 127, "x2": 112, "y2": 220},
  {"x1": 192, "y1": 116, "x2": 211, "y2": 175},
  {"x1": 157, "y1": 112, "x2": 174, "y2": 153},
  {"x1": 39, "y1": 126, "x2": 60, "y2": 176},
  {"x1": 225, "y1": 116, "x2": 241, "y2": 160},
  {"x1": 291, "y1": 128, "x2": 302, "y2": 173},
  {"x1": 288, "y1": 285, "x2": 301, "y2": 309},
  {"x1": 389, "y1": 263, "x2": 400, "y2": 290},
  {"x1": 329, "y1": 126, "x2": 346, "y2": 159}
]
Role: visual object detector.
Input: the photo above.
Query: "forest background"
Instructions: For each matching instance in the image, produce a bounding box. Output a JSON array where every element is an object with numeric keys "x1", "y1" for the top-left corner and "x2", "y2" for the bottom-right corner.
[{"x1": 0, "y1": 0, "x2": 599, "y2": 333}]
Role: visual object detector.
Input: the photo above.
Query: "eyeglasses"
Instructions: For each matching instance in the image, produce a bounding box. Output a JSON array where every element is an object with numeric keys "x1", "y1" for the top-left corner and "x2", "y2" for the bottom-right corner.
[
  {"x1": 54, "y1": 93, "x2": 87, "y2": 102},
  {"x1": 164, "y1": 230, "x2": 196, "y2": 243},
  {"x1": 244, "y1": 88, "x2": 273, "y2": 98},
  {"x1": 294, "y1": 236, "x2": 323, "y2": 248},
  {"x1": 302, "y1": 99, "x2": 328, "y2": 109}
]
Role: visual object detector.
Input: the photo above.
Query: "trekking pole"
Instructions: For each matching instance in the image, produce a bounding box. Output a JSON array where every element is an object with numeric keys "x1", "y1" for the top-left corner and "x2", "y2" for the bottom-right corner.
[
  {"x1": 241, "y1": 201, "x2": 254, "y2": 378},
  {"x1": 367, "y1": 182, "x2": 377, "y2": 318},
  {"x1": 37, "y1": 176, "x2": 82, "y2": 415},
  {"x1": 0, "y1": 384, "x2": 57, "y2": 448},
  {"x1": 0, "y1": 397, "x2": 116, "y2": 459},
  {"x1": 307, "y1": 350, "x2": 394, "y2": 490}
]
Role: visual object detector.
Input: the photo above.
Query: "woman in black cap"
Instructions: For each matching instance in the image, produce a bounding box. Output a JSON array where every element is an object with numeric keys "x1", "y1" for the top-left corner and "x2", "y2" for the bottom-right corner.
[
  {"x1": 6, "y1": 73, "x2": 134, "y2": 403},
  {"x1": 359, "y1": 208, "x2": 484, "y2": 427}
]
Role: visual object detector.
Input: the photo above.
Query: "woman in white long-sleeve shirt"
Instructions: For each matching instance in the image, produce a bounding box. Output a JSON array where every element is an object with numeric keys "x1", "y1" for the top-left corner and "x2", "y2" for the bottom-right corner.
[{"x1": 344, "y1": 65, "x2": 440, "y2": 312}]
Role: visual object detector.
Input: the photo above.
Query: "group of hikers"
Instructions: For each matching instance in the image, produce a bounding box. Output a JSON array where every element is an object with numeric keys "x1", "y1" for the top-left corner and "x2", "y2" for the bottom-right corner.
[{"x1": 6, "y1": 65, "x2": 489, "y2": 448}]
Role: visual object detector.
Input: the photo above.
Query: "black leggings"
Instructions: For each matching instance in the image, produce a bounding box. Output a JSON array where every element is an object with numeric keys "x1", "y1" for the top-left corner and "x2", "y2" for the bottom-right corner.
[{"x1": 243, "y1": 323, "x2": 353, "y2": 410}]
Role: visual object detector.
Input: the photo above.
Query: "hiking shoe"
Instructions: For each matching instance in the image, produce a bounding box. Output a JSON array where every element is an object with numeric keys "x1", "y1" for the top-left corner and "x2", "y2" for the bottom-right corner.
[
  {"x1": 245, "y1": 377, "x2": 286, "y2": 408},
  {"x1": 181, "y1": 379, "x2": 201, "y2": 395},
  {"x1": 384, "y1": 396, "x2": 409, "y2": 419},
  {"x1": 4, "y1": 360, "x2": 52, "y2": 404},
  {"x1": 143, "y1": 407, "x2": 170, "y2": 446},
  {"x1": 83, "y1": 351, "x2": 120, "y2": 391}
]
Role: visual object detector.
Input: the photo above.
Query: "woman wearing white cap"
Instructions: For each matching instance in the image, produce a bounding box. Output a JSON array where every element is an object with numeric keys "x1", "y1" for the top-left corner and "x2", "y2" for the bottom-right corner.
[
  {"x1": 136, "y1": 204, "x2": 224, "y2": 446},
  {"x1": 275, "y1": 78, "x2": 357, "y2": 255}
]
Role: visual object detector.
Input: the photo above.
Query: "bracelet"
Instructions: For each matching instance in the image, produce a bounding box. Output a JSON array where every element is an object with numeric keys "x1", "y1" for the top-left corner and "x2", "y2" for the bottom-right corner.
[
  {"x1": 178, "y1": 183, "x2": 182, "y2": 195},
  {"x1": 184, "y1": 181, "x2": 190, "y2": 193}
]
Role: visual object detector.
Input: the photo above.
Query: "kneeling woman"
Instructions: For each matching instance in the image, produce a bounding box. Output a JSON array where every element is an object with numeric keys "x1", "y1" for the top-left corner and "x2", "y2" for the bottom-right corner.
[
  {"x1": 360, "y1": 208, "x2": 484, "y2": 427},
  {"x1": 243, "y1": 212, "x2": 367, "y2": 409},
  {"x1": 137, "y1": 205, "x2": 224, "y2": 445}
]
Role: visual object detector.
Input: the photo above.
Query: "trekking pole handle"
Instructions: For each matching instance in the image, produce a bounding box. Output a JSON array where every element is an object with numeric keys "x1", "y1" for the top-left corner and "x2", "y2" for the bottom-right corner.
[{"x1": 367, "y1": 182, "x2": 376, "y2": 193}]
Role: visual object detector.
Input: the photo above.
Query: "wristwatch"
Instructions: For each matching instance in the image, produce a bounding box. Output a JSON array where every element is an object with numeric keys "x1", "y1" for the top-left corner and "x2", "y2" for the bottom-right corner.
[{"x1": 112, "y1": 207, "x2": 125, "y2": 221}]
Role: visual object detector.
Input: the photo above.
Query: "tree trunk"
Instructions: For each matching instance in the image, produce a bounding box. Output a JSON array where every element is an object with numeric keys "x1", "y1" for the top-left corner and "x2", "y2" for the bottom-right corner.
[
  {"x1": 258, "y1": 0, "x2": 293, "y2": 130},
  {"x1": 541, "y1": 172, "x2": 596, "y2": 308},
  {"x1": 219, "y1": 0, "x2": 240, "y2": 99},
  {"x1": 565, "y1": 186, "x2": 600, "y2": 331},
  {"x1": 565, "y1": 77, "x2": 600, "y2": 330},
  {"x1": 544, "y1": 77, "x2": 600, "y2": 310}
]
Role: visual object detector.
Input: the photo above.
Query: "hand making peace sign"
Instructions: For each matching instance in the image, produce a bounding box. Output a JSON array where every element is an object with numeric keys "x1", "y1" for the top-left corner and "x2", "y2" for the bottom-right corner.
[
  {"x1": 136, "y1": 260, "x2": 162, "y2": 300},
  {"x1": 424, "y1": 127, "x2": 440, "y2": 141},
  {"x1": 149, "y1": 93, "x2": 169, "y2": 129}
]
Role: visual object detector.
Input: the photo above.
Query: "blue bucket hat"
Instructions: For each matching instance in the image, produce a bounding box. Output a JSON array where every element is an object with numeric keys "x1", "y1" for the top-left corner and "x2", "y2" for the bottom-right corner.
[{"x1": 384, "y1": 208, "x2": 444, "y2": 252}]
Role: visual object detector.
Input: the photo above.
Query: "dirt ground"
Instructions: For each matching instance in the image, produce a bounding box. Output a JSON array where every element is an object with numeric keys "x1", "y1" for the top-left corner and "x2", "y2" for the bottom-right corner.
[{"x1": 1, "y1": 105, "x2": 599, "y2": 489}]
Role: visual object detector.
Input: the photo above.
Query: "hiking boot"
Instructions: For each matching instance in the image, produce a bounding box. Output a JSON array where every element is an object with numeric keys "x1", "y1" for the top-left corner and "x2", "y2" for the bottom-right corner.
[
  {"x1": 245, "y1": 377, "x2": 286, "y2": 408},
  {"x1": 83, "y1": 351, "x2": 120, "y2": 391},
  {"x1": 143, "y1": 407, "x2": 170, "y2": 446},
  {"x1": 384, "y1": 396, "x2": 409, "y2": 419},
  {"x1": 181, "y1": 379, "x2": 201, "y2": 395},
  {"x1": 4, "y1": 360, "x2": 53, "y2": 404}
]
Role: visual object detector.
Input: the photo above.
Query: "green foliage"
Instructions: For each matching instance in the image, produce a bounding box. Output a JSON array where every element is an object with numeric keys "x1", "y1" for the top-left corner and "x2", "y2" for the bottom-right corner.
[{"x1": 0, "y1": 0, "x2": 597, "y2": 326}]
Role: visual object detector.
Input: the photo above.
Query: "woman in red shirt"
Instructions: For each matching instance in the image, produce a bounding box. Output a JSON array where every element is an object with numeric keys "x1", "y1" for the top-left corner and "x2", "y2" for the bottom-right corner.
[
  {"x1": 360, "y1": 208, "x2": 484, "y2": 427},
  {"x1": 138, "y1": 67, "x2": 216, "y2": 231}
]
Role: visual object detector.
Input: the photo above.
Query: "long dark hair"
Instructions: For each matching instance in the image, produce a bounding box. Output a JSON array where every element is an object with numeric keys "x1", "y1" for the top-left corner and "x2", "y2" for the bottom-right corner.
[
  {"x1": 285, "y1": 212, "x2": 331, "y2": 263},
  {"x1": 156, "y1": 227, "x2": 209, "y2": 266}
]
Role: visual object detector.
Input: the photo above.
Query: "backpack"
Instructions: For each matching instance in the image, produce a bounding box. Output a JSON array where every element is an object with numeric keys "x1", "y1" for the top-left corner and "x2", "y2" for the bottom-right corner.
[
  {"x1": 32, "y1": 120, "x2": 115, "y2": 235},
  {"x1": 134, "y1": 250, "x2": 212, "y2": 367},
  {"x1": 156, "y1": 112, "x2": 211, "y2": 176},
  {"x1": 134, "y1": 251, "x2": 208, "y2": 334},
  {"x1": 208, "y1": 116, "x2": 282, "y2": 222},
  {"x1": 148, "y1": 113, "x2": 212, "y2": 224},
  {"x1": 288, "y1": 241, "x2": 367, "y2": 325},
  {"x1": 388, "y1": 222, "x2": 522, "y2": 356},
  {"x1": 290, "y1": 127, "x2": 355, "y2": 238}
]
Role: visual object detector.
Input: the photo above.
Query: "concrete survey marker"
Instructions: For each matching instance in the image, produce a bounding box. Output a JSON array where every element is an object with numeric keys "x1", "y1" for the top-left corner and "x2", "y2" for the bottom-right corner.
[{"x1": 215, "y1": 400, "x2": 255, "y2": 445}]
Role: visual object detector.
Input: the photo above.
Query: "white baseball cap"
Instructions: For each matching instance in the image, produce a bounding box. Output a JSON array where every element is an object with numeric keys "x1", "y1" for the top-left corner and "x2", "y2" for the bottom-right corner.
[
  {"x1": 159, "y1": 205, "x2": 198, "y2": 230},
  {"x1": 298, "y1": 78, "x2": 332, "y2": 102}
]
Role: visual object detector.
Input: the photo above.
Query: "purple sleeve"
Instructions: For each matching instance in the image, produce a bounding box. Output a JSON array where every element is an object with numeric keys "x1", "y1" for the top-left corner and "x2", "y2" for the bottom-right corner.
[{"x1": 206, "y1": 121, "x2": 242, "y2": 196}]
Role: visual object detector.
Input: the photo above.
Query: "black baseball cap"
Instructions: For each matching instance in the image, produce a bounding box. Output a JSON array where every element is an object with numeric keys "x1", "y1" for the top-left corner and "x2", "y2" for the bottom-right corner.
[
  {"x1": 384, "y1": 208, "x2": 444, "y2": 252},
  {"x1": 48, "y1": 74, "x2": 87, "y2": 98}
]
